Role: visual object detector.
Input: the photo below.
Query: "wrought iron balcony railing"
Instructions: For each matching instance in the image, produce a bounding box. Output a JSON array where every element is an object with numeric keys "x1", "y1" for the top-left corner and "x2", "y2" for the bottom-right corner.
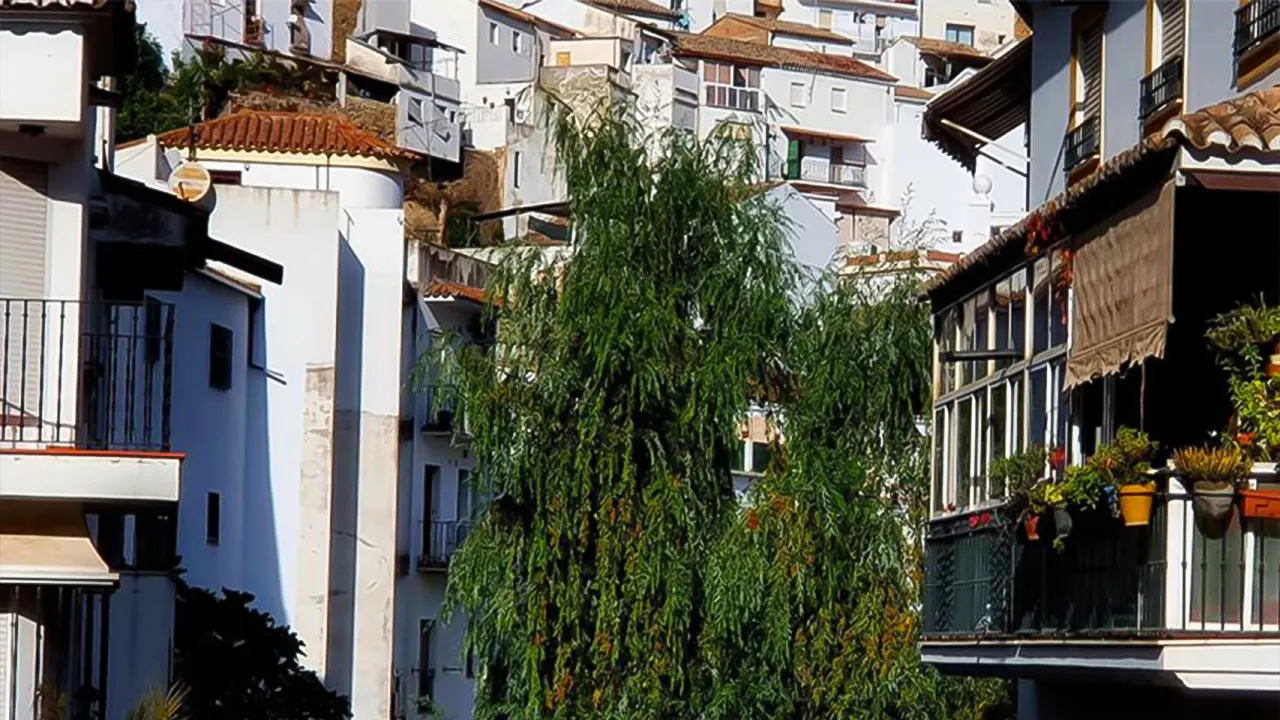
[
  {"x1": 923, "y1": 483, "x2": 1280, "y2": 639},
  {"x1": 1063, "y1": 114, "x2": 1101, "y2": 174},
  {"x1": 418, "y1": 519, "x2": 472, "y2": 570},
  {"x1": 1139, "y1": 55, "x2": 1183, "y2": 122},
  {"x1": 1, "y1": 298, "x2": 174, "y2": 452},
  {"x1": 1235, "y1": 0, "x2": 1280, "y2": 58}
]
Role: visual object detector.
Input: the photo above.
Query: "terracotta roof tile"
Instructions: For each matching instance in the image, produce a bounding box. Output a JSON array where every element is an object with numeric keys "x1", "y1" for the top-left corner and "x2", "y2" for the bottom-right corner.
[
  {"x1": 147, "y1": 110, "x2": 416, "y2": 161},
  {"x1": 716, "y1": 13, "x2": 853, "y2": 44},
  {"x1": 894, "y1": 84, "x2": 934, "y2": 101},
  {"x1": 584, "y1": 0, "x2": 681, "y2": 21},
  {"x1": 920, "y1": 85, "x2": 1280, "y2": 299},
  {"x1": 1161, "y1": 84, "x2": 1280, "y2": 152},
  {"x1": 477, "y1": 0, "x2": 578, "y2": 36},
  {"x1": 903, "y1": 36, "x2": 992, "y2": 63},
  {"x1": 424, "y1": 281, "x2": 497, "y2": 307},
  {"x1": 674, "y1": 32, "x2": 897, "y2": 82}
]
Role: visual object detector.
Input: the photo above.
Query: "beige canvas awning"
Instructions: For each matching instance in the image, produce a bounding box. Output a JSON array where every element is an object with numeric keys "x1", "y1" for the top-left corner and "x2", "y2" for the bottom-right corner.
[
  {"x1": 0, "y1": 501, "x2": 117, "y2": 586},
  {"x1": 1065, "y1": 179, "x2": 1176, "y2": 388}
]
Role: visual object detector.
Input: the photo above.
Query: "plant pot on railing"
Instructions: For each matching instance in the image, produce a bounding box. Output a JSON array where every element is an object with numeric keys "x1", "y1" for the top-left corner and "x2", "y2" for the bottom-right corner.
[
  {"x1": 1118, "y1": 481, "x2": 1157, "y2": 526},
  {"x1": 1192, "y1": 481, "x2": 1236, "y2": 537},
  {"x1": 1241, "y1": 488, "x2": 1280, "y2": 519}
]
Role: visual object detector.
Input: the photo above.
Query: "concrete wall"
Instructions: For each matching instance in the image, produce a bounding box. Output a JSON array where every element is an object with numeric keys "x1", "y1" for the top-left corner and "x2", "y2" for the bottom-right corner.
[
  {"x1": 776, "y1": 0, "x2": 919, "y2": 55},
  {"x1": 476, "y1": 5, "x2": 542, "y2": 85},
  {"x1": 0, "y1": 24, "x2": 84, "y2": 127},
  {"x1": 1027, "y1": 2, "x2": 1073, "y2": 206},
  {"x1": 106, "y1": 575, "x2": 176, "y2": 720},
  {"x1": 1187, "y1": 0, "x2": 1280, "y2": 110},
  {"x1": 920, "y1": 0, "x2": 1017, "y2": 52},
  {"x1": 261, "y1": 0, "x2": 334, "y2": 61},
  {"x1": 1100, "y1": 0, "x2": 1147, "y2": 160},
  {"x1": 359, "y1": 0, "x2": 410, "y2": 36}
]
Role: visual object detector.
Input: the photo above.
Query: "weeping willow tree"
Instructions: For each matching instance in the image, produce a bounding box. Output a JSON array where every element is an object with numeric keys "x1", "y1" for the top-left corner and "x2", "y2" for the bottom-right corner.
[{"x1": 434, "y1": 105, "x2": 1007, "y2": 718}]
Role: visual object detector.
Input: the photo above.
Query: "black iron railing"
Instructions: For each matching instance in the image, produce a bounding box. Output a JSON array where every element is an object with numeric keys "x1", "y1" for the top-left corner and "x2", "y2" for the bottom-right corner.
[
  {"x1": 1, "y1": 298, "x2": 174, "y2": 451},
  {"x1": 418, "y1": 520, "x2": 471, "y2": 570},
  {"x1": 1064, "y1": 115, "x2": 1101, "y2": 174},
  {"x1": 1139, "y1": 56, "x2": 1183, "y2": 122},
  {"x1": 1235, "y1": 0, "x2": 1280, "y2": 58},
  {"x1": 923, "y1": 491, "x2": 1280, "y2": 638}
]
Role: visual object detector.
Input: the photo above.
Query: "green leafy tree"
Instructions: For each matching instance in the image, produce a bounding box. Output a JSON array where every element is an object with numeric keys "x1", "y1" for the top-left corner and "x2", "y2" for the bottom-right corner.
[
  {"x1": 116, "y1": 26, "x2": 190, "y2": 142},
  {"x1": 173, "y1": 582, "x2": 351, "y2": 720},
  {"x1": 433, "y1": 108, "x2": 1007, "y2": 718}
]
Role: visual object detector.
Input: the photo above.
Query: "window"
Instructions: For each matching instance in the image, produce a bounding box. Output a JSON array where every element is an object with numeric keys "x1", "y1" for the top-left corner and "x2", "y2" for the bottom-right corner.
[
  {"x1": 932, "y1": 258, "x2": 1067, "y2": 515},
  {"x1": 556, "y1": 51, "x2": 571, "y2": 66},
  {"x1": 417, "y1": 619, "x2": 434, "y2": 698},
  {"x1": 790, "y1": 81, "x2": 807, "y2": 108},
  {"x1": 952, "y1": 230, "x2": 963, "y2": 244},
  {"x1": 208, "y1": 170, "x2": 241, "y2": 185},
  {"x1": 489, "y1": 22, "x2": 500, "y2": 45},
  {"x1": 750, "y1": 441, "x2": 773, "y2": 473},
  {"x1": 422, "y1": 465, "x2": 439, "y2": 556},
  {"x1": 134, "y1": 511, "x2": 175, "y2": 571},
  {"x1": 1235, "y1": 0, "x2": 1280, "y2": 87},
  {"x1": 1072, "y1": 9, "x2": 1104, "y2": 129},
  {"x1": 466, "y1": 647, "x2": 477, "y2": 679},
  {"x1": 206, "y1": 492, "x2": 221, "y2": 546},
  {"x1": 830, "y1": 86, "x2": 847, "y2": 113},
  {"x1": 702, "y1": 61, "x2": 760, "y2": 111},
  {"x1": 512, "y1": 150, "x2": 522, "y2": 189},
  {"x1": 512, "y1": 29, "x2": 523, "y2": 54},
  {"x1": 818, "y1": 9, "x2": 833, "y2": 29},
  {"x1": 209, "y1": 323, "x2": 233, "y2": 391},
  {"x1": 407, "y1": 97, "x2": 424, "y2": 125},
  {"x1": 945, "y1": 23, "x2": 975, "y2": 47}
]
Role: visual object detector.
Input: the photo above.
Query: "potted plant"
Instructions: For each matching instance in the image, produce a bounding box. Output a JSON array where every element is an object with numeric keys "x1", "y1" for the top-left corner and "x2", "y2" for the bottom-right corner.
[
  {"x1": 1173, "y1": 445, "x2": 1249, "y2": 535},
  {"x1": 1027, "y1": 481, "x2": 1068, "y2": 550},
  {"x1": 992, "y1": 447, "x2": 1048, "y2": 539},
  {"x1": 1090, "y1": 428, "x2": 1159, "y2": 527}
]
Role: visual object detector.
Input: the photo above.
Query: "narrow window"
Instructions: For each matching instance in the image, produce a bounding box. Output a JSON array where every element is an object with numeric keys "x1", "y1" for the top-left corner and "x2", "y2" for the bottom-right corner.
[
  {"x1": 512, "y1": 30, "x2": 523, "y2": 54},
  {"x1": 466, "y1": 647, "x2": 477, "y2": 679},
  {"x1": 206, "y1": 491, "x2": 221, "y2": 546},
  {"x1": 952, "y1": 230, "x2": 963, "y2": 244},
  {"x1": 209, "y1": 323, "x2": 233, "y2": 391},
  {"x1": 830, "y1": 86, "x2": 847, "y2": 113},
  {"x1": 789, "y1": 82, "x2": 806, "y2": 108},
  {"x1": 208, "y1": 170, "x2": 241, "y2": 185},
  {"x1": 422, "y1": 465, "x2": 439, "y2": 558},
  {"x1": 512, "y1": 150, "x2": 522, "y2": 189},
  {"x1": 489, "y1": 22, "x2": 500, "y2": 45},
  {"x1": 818, "y1": 9, "x2": 833, "y2": 29},
  {"x1": 417, "y1": 619, "x2": 434, "y2": 697}
]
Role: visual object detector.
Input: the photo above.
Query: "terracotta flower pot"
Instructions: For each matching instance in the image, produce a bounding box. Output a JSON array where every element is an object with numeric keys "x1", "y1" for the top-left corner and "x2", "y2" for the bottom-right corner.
[
  {"x1": 1118, "y1": 481, "x2": 1156, "y2": 527},
  {"x1": 1241, "y1": 488, "x2": 1280, "y2": 519},
  {"x1": 1024, "y1": 514, "x2": 1041, "y2": 541}
]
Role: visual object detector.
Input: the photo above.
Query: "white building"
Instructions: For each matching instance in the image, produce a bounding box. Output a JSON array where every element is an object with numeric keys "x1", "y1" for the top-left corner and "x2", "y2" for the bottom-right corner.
[
  {"x1": 918, "y1": 0, "x2": 1020, "y2": 53},
  {"x1": 683, "y1": 0, "x2": 921, "y2": 58},
  {"x1": 116, "y1": 109, "x2": 415, "y2": 720}
]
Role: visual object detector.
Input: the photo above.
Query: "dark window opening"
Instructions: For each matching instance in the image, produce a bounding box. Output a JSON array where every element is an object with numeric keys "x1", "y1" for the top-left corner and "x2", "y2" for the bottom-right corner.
[
  {"x1": 417, "y1": 619, "x2": 434, "y2": 698},
  {"x1": 209, "y1": 323, "x2": 233, "y2": 391},
  {"x1": 206, "y1": 491, "x2": 221, "y2": 546},
  {"x1": 209, "y1": 170, "x2": 242, "y2": 185}
]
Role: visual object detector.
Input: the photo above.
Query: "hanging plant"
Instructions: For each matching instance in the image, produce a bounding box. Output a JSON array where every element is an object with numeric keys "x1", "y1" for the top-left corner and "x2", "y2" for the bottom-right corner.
[{"x1": 1024, "y1": 212, "x2": 1054, "y2": 257}]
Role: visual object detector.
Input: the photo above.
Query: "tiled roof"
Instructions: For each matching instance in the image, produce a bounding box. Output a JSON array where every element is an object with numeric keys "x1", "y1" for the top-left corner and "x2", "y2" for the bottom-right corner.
[
  {"x1": 920, "y1": 85, "x2": 1280, "y2": 299},
  {"x1": 477, "y1": 0, "x2": 578, "y2": 36},
  {"x1": 903, "y1": 36, "x2": 991, "y2": 63},
  {"x1": 583, "y1": 0, "x2": 681, "y2": 20},
  {"x1": 424, "y1": 281, "x2": 495, "y2": 306},
  {"x1": 1162, "y1": 84, "x2": 1280, "y2": 152},
  {"x1": 674, "y1": 32, "x2": 897, "y2": 82},
  {"x1": 143, "y1": 110, "x2": 417, "y2": 161},
  {"x1": 894, "y1": 84, "x2": 934, "y2": 101},
  {"x1": 717, "y1": 13, "x2": 853, "y2": 44}
]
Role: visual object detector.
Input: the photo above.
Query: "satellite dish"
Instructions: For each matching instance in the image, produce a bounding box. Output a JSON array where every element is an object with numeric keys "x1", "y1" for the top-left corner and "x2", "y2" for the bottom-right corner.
[{"x1": 168, "y1": 161, "x2": 212, "y2": 202}]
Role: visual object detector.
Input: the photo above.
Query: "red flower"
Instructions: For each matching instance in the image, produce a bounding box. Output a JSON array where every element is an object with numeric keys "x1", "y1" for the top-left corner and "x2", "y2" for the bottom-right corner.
[
  {"x1": 746, "y1": 509, "x2": 760, "y2": 531},
  {"x1": 979, "y1": 511, "x2": 993, "y2": 526},
  {"x1": 968, "y1": 515, "x2": 979, "y2": 529},
  {"x1": 1237, "y1": 432, "x2": 1255, "y2": 447},
  {"x1": 1050, "y1": 446, "x2": 1066, "y2": 471}
]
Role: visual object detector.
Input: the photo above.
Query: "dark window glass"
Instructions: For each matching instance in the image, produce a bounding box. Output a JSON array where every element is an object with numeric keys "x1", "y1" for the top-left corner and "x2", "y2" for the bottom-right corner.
[{"x1": 209, "y1": 324, "x2": 233, "y2": 391}]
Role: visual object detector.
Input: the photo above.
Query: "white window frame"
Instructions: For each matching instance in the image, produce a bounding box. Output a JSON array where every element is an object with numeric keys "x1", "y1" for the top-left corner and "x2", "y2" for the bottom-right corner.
[
  {"x1": 945, "y1": 23, "x2": 976, "y2": 47},
  {"x1": 702, "y1": 61, "x2": 761, "y2": 112},
  {"x1": 789, "y1": 81, "x2": 807, "y2": 108},
  {"x1": 830, "y1": 86, "x2": 847, "y2": 113}
]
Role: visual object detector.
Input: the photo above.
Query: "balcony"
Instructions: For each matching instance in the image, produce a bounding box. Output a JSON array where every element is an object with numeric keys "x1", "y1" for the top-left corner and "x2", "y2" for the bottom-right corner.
[
  {"x1": 417, "y1": 519, "x2": 471, "y2": 571},
  {"x1": 1235, "y1": 0, "x2": 1280, "y2": 59},
  {"x1": 1063, "y1": 114, "x2": 1100, "y2": 175},
  {"x1": 1139, "y1": 56, "x2": 1183, "y2": 123},
  {"x1": 788, "y1": 157, "x2": 867, "y2": 188},
  {"x1": 1, "y1": 298, "x2": 180, "y2": 503},
  {"x1": 922, "y1": 476, "x2": 1280, "y2": 686}
]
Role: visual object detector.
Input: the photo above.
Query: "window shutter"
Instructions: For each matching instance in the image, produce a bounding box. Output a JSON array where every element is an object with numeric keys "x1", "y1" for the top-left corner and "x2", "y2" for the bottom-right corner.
[
  {"x1": 1081, "y1": 21, "x2": 1103, "y2": 119},
  {"x1": 786, "y1": 139, "x2": 801, "y2": 179},
  {"x1": 0, "y1": 158, "x2": 49, "y2": 419},
  {"x1": 1160, "y1": 0, "x2": 1185, "y2": 62}
]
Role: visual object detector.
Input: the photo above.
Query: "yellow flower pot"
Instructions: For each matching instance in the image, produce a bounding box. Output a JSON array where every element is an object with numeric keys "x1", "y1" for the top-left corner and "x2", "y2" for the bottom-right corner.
[{"x1": 1118, "y1": 482, "x2": 1157, "y2": 527}]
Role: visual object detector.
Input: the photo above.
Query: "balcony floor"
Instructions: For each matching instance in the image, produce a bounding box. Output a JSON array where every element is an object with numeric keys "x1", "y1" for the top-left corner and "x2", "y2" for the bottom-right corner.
[{"x1": 0, "y1": 447, "x2": 182, "y2": 503}]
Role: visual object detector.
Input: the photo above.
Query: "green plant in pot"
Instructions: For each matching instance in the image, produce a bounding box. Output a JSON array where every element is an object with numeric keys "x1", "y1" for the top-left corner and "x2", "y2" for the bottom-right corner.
[
  {"x1": 1174, "y1": 445, "x2": 1250, "y2": 537},
  {"x1": 1026, "y1": 481, "x2": 1066, "y2": 549},
  {"x1": 1087, "y1": 428, "x2": 1159, "y2": 527},
  {"x1": 1207, "y1": 300, "x2": 1280, "y2": 461},
  {"x1": 992, "y1": 447, "x2": 1048, "y2": 539}
]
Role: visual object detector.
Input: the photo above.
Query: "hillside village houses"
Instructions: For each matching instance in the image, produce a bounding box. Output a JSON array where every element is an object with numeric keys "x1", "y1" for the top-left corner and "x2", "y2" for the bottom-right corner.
[{"x1": 1, "y1": 1, "x2": 1036, "y2": 720}]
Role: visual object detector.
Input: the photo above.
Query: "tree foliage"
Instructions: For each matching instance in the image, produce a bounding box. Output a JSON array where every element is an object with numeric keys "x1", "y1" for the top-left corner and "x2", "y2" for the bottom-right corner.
[
  {"x1": 173, "y1": 582, "x2": 351, "y2": 720},
  {"x1": 434, "y1": 108, "x2": 1008, "y2": 718}
]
